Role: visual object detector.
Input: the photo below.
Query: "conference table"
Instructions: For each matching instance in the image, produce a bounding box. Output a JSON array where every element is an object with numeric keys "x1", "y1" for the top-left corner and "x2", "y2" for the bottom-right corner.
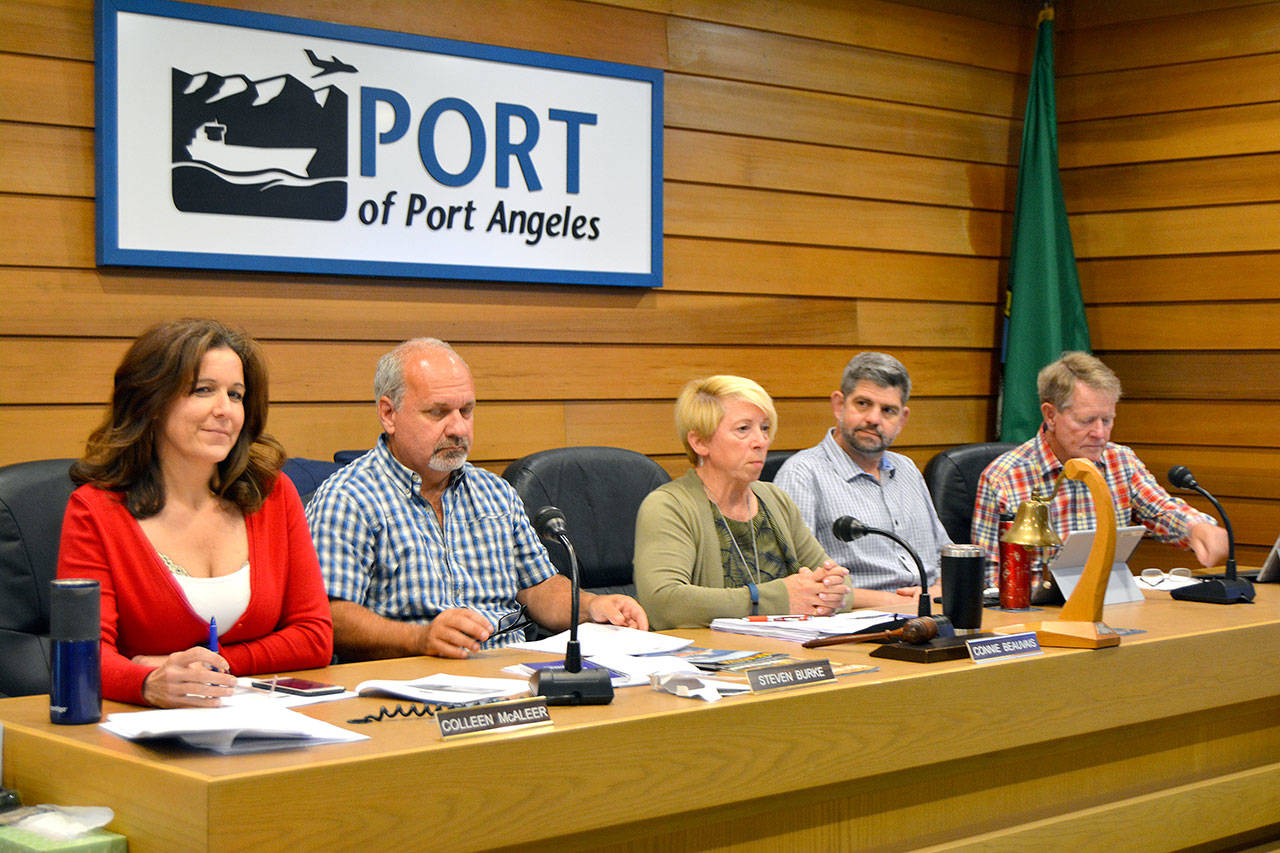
[{"x1": 3, "y1": 588, "x2": 1280, "y2": 852}]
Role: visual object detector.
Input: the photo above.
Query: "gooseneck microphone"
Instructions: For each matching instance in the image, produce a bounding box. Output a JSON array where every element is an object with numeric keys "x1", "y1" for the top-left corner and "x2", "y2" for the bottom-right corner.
[
  {"x1": 1166, "y1": 466, "x2": 1254, "y2": 604},
  {"x1": 530, "y1": 506, "x2": 614, "y2": 704},
  {"x1": 833, "y1": 516, "x2": 934, "y2": 618}
]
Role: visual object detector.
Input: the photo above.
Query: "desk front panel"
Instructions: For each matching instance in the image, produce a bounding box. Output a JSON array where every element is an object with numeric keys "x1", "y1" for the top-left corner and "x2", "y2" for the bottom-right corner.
[{"x1": 4, "y1": 591, "x2": 1280, "y2": 851}]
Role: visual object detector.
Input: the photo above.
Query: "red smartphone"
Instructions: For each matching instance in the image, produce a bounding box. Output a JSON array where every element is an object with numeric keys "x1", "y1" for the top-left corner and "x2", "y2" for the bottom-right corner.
[{"x1": 250, "y1": 677, "x2": 345, "y2": 696}]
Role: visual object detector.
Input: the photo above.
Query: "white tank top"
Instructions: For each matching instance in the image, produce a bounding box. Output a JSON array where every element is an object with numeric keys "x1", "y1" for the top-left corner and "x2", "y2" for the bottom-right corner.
[{"x1": 166, "y1": 559, "x2": 251, "y2": 633}]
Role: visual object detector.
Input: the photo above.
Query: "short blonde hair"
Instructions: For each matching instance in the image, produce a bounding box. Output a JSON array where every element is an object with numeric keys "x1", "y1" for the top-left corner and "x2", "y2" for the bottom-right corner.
[
  {"x1": 674, "y1": 375, "x2": 778, "y2": 465},
  {"x1": 1038, "y1": 351, "x2": 1122, "y2": 410}
]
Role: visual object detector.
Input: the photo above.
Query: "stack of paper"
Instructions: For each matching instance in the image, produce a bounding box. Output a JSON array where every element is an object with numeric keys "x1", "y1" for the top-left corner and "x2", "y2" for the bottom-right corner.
[
  {"x1": 100, "y1": 705, "x2": 368, "y2": 754},
  {"x1": 710, "y1": 610, "x2": 904, "y2": 643},
  {"x1": 355, "y1": 673, "x2": 530, "y2": 705},
  {"x1": 509, "y1": 623, "x2": 694, "y2": 656}
]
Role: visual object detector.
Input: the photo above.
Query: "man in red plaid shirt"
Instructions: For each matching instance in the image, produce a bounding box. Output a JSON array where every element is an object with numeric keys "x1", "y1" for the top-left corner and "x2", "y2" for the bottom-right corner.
[{"x1": 972, "y1": 352, "x2": 1228, "y2": 586}]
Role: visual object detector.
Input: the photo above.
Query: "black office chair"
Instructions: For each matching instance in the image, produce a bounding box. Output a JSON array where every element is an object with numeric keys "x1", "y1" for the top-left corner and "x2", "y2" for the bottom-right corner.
[
  {"x1": 502, "y1": 447, "x2": 671, "y2": 596},
  {"x1": 0, "y1": 459, "x2": 78, "y2": 697},
  {"x1": 922, "y1": 442, "x2": 1017, "y2": 544},
  {"x1": 759, "y1": 449, "x2": 795, "y2": 483}
]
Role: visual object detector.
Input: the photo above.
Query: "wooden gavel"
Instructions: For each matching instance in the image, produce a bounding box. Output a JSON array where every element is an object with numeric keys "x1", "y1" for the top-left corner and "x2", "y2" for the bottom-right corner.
[{"x1": 801, "y1": 617, "x2": 939, "y2": 649}]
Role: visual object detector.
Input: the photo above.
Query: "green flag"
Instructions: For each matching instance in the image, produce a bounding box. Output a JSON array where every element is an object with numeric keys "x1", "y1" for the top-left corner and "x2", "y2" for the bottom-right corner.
[{"x1": 999, "y1": 5, "x2": 1090, "y2": 443}]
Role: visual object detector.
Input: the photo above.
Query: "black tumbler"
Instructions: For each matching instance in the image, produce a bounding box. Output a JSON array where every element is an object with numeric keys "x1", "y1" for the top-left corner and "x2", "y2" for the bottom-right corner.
[
  {"x1": 941, "y1": 545, "x2": 986, "y2": 633},
  {"x1": 50, "y1": 578, "x2": 102, "y2": 724}
]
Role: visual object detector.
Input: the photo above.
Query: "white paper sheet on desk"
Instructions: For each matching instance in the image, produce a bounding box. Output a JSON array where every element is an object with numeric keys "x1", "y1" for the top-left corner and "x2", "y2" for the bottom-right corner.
[
  {"x1": 355, "y1": 673, "x2": 530, "y2": 705},
  {"x1": 509, "y1": 623, "x2": 694, "y2": 656},
  {"x1": 100, "y1": 705, "x2": 368, "y2": 754},
  {"x1": 502, "y1": 653, "x2": 700, "y2": 687},
  {"x1": 710, "y1": 610, "x2": 903, "y2": 642}
]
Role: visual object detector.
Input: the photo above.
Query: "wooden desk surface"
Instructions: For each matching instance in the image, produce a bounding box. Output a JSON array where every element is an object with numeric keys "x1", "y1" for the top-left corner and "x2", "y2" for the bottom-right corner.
[{"x1": 4, "y1": 589, "x2": 1280, "y2": 852}]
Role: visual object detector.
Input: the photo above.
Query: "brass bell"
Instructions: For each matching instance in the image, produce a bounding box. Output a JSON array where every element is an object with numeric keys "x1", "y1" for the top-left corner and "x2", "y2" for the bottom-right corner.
[{"x1": 1000, "y1": 489, "x2": 1062, "y2": 547}]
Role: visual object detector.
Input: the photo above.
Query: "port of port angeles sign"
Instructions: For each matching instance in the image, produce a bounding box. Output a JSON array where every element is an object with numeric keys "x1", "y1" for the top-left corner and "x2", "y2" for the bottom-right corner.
[{"x1": 95, "y1": 0, "x2": 663, "y2": 287}]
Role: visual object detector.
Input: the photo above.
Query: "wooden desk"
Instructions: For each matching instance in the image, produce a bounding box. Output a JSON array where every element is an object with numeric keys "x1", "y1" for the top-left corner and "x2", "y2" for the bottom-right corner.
[{"x1": 4, "y1": 590, "x2": 1280, "y2": 852}]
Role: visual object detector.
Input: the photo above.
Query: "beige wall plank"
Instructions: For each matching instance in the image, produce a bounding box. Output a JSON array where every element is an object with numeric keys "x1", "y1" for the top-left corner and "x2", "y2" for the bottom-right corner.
[
  {"x1": 0, "y1": 53, "x2": 92, "y2": 126},
  {"x1": 1126, "y1": 445, "x2": 1280, "y2": 502},
  {"x1": 1057, "y1": 3, "x2": 1280, "y2": 71},
  {"x1": 667, "y1": 184, "x2": 1006, "y2": 256},
  {"x1": 614, "y1": 0, "x2": 1027, "y2": 72},
  {"x1": 1101, "y1": 353, "x2": 1280, "y2": 401},
  {"x1": 855, "y1": 301, "x2": 1000, "y2": 350},
  {"x1": 666, "y1": 75, "x2": 1016, "y2": 165},
  {"x1": 665, "y1": 238, "x2": 1001, "y2": 302},
  {"x1": 1072, "y1": 204, "x2": 1280, "y2": 258},
  {"x1": 1059, "y1": 103, "x2": 1280, "y2": 169},
  {"x1": 1113, "y1": 401, "x2": 1280, "y2": 449},
  {"x1": 1079, "y1": 255, "x2": 1280, "y2": 304},
  {"x1": 1062, "y1": 154, "x2": 1280, "y2": 214},
  {"x1": 1059, "y1": 54, "x2": 1280, "y2": 122},
  {"x1": 666, "y1": 129, "x2": 1012, "y2": 211},
  {"x1": 1090, "y1": 304, "x2": 1280, "y2": 352},
  {"x1": 0, "y1": 123, "x2": 94, "y2": 197},
  {"x1": 563, "y1": 397, "x2": 994, "y2": 456},
  {"x1": 666, "y1": 17, "x2": 1019, "y2": 116},
  {"x1": 0, "y1": 0, "x2": 93, "y2": 61},
  {"x1": 0, "y1": 339, "x2": 996, "y2": 405},
  {"x1": 0, "y1": 269, "x2": 888, "y2": 345},
  {"x1": 0, "y1": 195, "x2": 95, "y2": 267}
]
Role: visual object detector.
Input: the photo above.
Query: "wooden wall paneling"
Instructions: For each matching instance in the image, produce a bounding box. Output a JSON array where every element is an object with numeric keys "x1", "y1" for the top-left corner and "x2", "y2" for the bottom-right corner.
[
  {"x1": 1071, "y1": 203, "x2": 1280, "y2": 258},
  {"x1": 665, "y1": 129, "x2": 1013, "y2": 212},
  {"x1": 596, "y1": 0, "x2": 1028, "y2": 71},
  {"x1": 1126, "y1": 445, "x2": 1280, "y2": 502},
  {"x1": 1058, "y1": 54, "x2": 1280, "y2": 122},
  {"x1": 1088, "y1": 304, "x2": 1280, "y2": 352},
  {"x1": 664, "y1": 238, "x2": 1002, "y2": 302},
  {"x1": 0, "y1": 0, "x2": 94, "y2": 62},
  {"x1": 1113, "y1": 401, "x2": 1280, "y2": 449},
  {"x1": 665, "y1": 18, "x2": 1020, "y2": 116},
  {"x1": 854, "y1": 301, "x2": 1000, "y2": 350},
  {"x1": 1179, "y1": 496, "x2": 1279, "y2": 548},
  {"x1": 1056, "y1": 3, "x2": 1280, "y2": 71},
  {"x1": 0, "y1": 124, "x2": 94, "y2": 197},
  {"x1": 0, "y1": 340, "x2": 993, "y2": 404},
  {"x1": 1062, "y1": 154, "x2": 1280, "y2": 213},
  {"x1": 1079, "y1": 254, "x2": 1280, "y2": 304},
  {"x1": 0, "y1": 196, "x2": 95, "y2": 267},
  {"x1": 1059, "y1": 103, "x2": 1280, "y2": 168},
  {"x1": 1101, "y1": 353, "x2": 1280, "y2": 401},
  {"x1": 666, "y1": 184, "x2": 1006, "y2": 256},
  {"x1": 561, "y1": 396, "x2": 994, "y2": 458},
  {"x1": 1130, "y1": 540, "x2": 1270, "y2": 574},
  {"x1": 0, "y1": 269, "x2": 883, "y2": 345},
  {"x1": 0, "y1": 53, "x2": 92, "y2": 127},
  {"x1": 665, "y1": 75, "x2": 1016, "y2": 164}
]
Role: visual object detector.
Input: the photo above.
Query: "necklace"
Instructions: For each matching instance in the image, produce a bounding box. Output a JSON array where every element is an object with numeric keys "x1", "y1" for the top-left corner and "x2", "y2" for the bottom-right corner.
[{"x1": 711, "y1": 501, "x2": 760, "y2": 585}]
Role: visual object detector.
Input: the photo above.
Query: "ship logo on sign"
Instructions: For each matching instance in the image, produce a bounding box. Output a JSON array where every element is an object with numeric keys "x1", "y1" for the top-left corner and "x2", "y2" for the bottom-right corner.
[{"x1": 171, "y1": 49, "x2": 350, "y2": 221}]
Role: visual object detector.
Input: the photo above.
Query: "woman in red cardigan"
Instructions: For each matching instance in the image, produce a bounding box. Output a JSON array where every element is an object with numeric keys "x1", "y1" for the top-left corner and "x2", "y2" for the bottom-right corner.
[{"x1": 57, "y1": 319, "x2": 333, "y2": 707}]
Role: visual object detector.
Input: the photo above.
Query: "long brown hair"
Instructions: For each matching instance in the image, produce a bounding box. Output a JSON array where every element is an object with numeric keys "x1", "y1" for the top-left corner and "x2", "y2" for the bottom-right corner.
[{"x1": 71, "y1": 318, "x2": 285, "y2": 517}]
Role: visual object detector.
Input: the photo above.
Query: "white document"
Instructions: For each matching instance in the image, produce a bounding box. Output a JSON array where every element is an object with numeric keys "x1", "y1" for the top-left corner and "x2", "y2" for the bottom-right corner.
[
  {"x1": 502, "y1": 653, "x2": 700, "y2": 688},
  {"x1": 1049, "y1": 525, "x2": 1147, "y2": 605},
  {"x1": 509, "y1": 623, "x2": 694, "y2": 656},
  {"x1": 710, "y1": 610, "x2": 904, "y2": 643},
  {"x1": 100, "y1": 705, "x2": 368, "y2": 754},
  {"x1": 355, "y1": 673, "x2": 530, "y2": 706}
]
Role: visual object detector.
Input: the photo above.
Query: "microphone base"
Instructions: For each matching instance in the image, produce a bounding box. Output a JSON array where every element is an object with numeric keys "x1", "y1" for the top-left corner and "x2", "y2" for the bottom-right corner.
[
  {"x1": 1170, "y1": 578, "x2": 1255, "y2": 604},
  {"x1": 531, "y1": 667, "x2": 615, "y2": 705}
]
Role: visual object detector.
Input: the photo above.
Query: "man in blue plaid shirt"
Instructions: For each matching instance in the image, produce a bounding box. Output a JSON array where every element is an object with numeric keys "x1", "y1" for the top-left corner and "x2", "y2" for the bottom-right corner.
[{"x1": 306, "y1": 338, "x2": 648, "y2": 661}]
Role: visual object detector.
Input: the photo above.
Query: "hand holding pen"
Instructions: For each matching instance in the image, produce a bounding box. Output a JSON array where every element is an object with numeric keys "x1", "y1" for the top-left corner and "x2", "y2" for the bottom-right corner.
[{"x1": 133, "y1": 618, "x2": 234, "y2": 709}]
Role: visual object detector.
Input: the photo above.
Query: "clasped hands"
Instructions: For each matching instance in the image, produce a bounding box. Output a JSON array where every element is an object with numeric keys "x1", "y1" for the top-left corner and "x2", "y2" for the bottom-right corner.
[{"x1": 782, "y1": 560, "x2": 850, "y2": 616}]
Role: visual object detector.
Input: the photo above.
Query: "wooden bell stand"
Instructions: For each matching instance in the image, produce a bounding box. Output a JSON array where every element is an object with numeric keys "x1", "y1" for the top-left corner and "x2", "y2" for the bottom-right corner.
[{"x1": 995, "y1": 458, "x2": 1122, "y2": 649}]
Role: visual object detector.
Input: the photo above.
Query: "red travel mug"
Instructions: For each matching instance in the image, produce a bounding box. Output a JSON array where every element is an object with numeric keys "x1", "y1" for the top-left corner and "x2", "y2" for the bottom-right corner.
[{"x1": 999, "y1": 541, "x2": 1033, "y2": 610}]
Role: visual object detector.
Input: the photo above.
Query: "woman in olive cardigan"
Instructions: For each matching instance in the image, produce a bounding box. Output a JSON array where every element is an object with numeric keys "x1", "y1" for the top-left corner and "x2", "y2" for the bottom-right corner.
[{"x1": 634, "y1": 376, "x2": 852, "y2": 630}]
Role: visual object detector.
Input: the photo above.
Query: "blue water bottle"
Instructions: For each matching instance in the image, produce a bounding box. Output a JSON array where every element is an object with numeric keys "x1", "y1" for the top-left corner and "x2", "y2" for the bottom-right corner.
[{"x1": 50, "y1": 579, "x2": 102, "y2": 724}]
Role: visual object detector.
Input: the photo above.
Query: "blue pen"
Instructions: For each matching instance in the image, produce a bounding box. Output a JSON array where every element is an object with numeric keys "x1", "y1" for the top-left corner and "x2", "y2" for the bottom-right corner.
[{"x1": 208, "y1": 617, "x2": 219, "y2": 654}]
